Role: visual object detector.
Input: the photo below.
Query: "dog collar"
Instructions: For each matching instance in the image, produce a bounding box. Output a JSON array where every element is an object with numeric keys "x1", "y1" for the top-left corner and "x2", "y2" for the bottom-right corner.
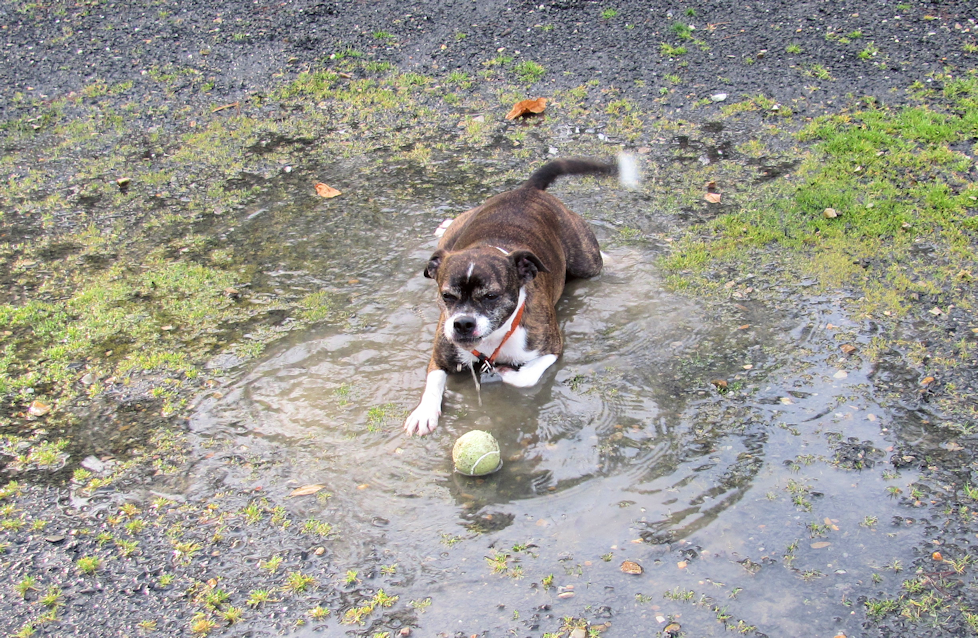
[{"x1": 471, "y1": 297, "x2": 525, "y2": 371}]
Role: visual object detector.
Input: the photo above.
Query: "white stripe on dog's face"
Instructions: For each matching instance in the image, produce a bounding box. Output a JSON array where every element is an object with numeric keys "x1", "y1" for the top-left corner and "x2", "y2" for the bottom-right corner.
[{"x1": 466, "y1": 262, "x2": 474, "y2": 280}]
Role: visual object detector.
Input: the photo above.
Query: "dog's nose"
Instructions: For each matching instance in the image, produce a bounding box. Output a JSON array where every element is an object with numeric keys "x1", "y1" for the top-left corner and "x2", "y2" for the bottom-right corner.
[{"x1": 454, "y1": 316, "x2": 477, "y2": 336}]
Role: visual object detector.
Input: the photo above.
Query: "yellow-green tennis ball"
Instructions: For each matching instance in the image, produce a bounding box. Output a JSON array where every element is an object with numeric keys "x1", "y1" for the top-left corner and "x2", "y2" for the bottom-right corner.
[{"x1": 452, "y1": 430, "x2": 502, "y2": 476}]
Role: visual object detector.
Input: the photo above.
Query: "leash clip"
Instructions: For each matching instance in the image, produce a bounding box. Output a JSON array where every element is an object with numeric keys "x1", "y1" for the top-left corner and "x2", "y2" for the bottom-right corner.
[{"x1": 475, "y1": 353, "x2": 495, "y2": 375}]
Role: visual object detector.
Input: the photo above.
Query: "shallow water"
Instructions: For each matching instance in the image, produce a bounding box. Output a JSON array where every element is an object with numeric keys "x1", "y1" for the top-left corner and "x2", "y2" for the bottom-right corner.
[{"x1": 190, "y1": 184, "x2": 925, "y2": 636}]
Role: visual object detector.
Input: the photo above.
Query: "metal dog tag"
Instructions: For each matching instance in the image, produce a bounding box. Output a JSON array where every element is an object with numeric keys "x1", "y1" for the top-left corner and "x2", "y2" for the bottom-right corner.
[{"x1": 480, "y1": 369, "x2": 503, "y2": 384}]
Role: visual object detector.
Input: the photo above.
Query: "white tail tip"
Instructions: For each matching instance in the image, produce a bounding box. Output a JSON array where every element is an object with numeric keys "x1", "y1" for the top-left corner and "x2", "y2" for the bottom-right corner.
[
  {"x1": 617, "y1": 153, "x2": 641, "y2": 190},
  {"x1": 434, "y1": 218, "x2": 454, "y2": 237}
]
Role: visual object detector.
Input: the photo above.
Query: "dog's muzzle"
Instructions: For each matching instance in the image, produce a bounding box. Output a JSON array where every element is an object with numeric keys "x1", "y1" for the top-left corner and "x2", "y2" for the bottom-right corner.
[{"x1": 453, "y1": 315, "x2": 478, "y2": 339}]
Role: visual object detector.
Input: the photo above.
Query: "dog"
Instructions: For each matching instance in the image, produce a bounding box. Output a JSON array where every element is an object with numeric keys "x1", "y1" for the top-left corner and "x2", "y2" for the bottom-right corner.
[{"x1": 403, "y1": 156, "x2": 637, "y2": 436}]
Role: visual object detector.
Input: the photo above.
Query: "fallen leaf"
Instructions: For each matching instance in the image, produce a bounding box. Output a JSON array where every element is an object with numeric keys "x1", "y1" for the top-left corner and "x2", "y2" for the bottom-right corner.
[
  {"x1": 28, "y1": 400, "x2": 51, "y2": 417},
  {"x1": 738, "y1": 324, "x2": 750, "y2": 330},
  {"x1": 810, "y1": 542, "x2": 831, "y2": 549},
  {"x1": 946, "y1": 442, "x2": 963, "y2": 452},
  {"x1": 677, "y1": 560, "x2": 687, "y2": 569},
  {"x1": 664, "y1": 622, "x2": 682, "y2": 636},
  {"x1": 921, "y1": 376, "x2": 935, "y2": 386},
  {"x1": 704, "y1": 192, "x2": 722, "y2": 204},
  {"x1": 710, "y1": 379, "x2": 728, "y2": 389},
  {"x1": 620, "y1": 560, "x2": 643, "y2": 575},
  {"x1": 505, "y1": 97, "x2": 547, "y2": 120},
  {"x1": 823, "y1": 207, "x2": 838, "y2": 218},
  {"x1": 840, "y1": 344, "x2": 858, "y2": 355},
  {"x1": 932, "y1": 551, "x2": 943, "y2": 561},
  {"x1": 779, "y1": 397, "x2": 794, "y2": 405},
  {"x1": 289, "y1": 484, "x2": 327, "y2": 497},
  {"x1": 356, "y1": 483, "x2": 369, "y2": 490},
  {"x1": 929, "y1": 306, "x2": 943, "y2": 316},
  {"x1": 315, "y1": 183, "x2": 342, "y2": 198}
]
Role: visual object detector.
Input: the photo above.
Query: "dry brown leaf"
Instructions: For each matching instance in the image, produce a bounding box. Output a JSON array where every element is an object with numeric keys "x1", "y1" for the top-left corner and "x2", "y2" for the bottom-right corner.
[
  {"x1": 289, "y1": 484, "x2": 327, "y2": 497},
  {"x1": 505, "y1": 97, "x2": 547, "y2": 120},
  {"x1": 677, "y1": 560, "x2": 687, "y2": 569},
  {"x1": 921, "y1": 376, "x2": 935, "y2": 386},
  {"x1": 932, "y1": 551, "x2": 943, "y2": 561},
  {"x1": 620, "y1": 560, "x2": 643, "y2": 575},
  {"x1": 28, "y1": 400, "x2": 51, "y2": 417},
  {"x1": 810, "y1": 541, "x2": 831, "y2": 549},
  {"x1": 315, "y1": 183, "x2": 342, "y2": 198},
  {"x1": 710, "y1": 379, "x2": 728, "y2": 389},
  {"x1": 704, "y1": 192, "x2": 722, "y2": 204},
  {"x1": 840, "y1": 344, "x2": 858, "y2": 355}
]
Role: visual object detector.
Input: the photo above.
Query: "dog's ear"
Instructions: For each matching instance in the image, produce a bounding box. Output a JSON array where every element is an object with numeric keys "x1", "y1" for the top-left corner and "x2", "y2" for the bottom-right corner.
[
  {"x1": 424, "y1": 250, "x2": 446, "y2": 279},
  {"x1": 509, "y1": 250, "x2": 549, "y2": 285}
]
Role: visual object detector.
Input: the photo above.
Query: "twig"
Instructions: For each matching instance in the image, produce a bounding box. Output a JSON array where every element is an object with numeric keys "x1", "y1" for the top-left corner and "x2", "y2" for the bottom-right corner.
[{"x1": 212, "y1": 101, "x2": 241, "y2": 114}]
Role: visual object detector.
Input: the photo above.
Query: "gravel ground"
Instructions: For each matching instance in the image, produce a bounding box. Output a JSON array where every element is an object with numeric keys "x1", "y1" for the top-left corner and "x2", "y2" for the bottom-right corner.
[{"x1": 2, "y1": 0, "x2": 975, "y2": 119}]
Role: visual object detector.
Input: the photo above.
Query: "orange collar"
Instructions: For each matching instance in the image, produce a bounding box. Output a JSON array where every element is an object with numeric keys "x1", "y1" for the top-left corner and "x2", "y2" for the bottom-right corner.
[{"x1": 471, "y1": 300, "x2": 525, "y2": 369}]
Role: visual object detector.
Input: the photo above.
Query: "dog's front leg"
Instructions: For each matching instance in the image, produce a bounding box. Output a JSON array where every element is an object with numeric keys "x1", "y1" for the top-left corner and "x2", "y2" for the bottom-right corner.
[
  {"x1": 404, "y1": 369, "x2": 448, "y2": 435},
  {"x1": 498, "y1": 354, "x2": 558, "y2": 388}
]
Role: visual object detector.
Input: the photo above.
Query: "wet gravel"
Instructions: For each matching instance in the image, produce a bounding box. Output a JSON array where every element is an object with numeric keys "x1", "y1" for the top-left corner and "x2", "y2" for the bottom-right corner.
[{"x1": 2, "y1": 0, "x2": 975, "y2": 119}]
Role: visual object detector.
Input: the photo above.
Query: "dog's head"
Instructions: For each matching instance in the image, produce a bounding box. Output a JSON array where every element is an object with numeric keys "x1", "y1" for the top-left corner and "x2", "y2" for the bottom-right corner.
[{"x1": 424, "y1": 246, "x2": 547, "y2": 348}]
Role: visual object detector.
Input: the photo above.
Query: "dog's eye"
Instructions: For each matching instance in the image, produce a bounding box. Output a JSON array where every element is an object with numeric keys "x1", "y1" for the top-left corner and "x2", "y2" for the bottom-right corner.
[
  {"x1": 483, "y1": 293, "x2": 499, "y2": 301},
  {"x1": 441, "y1": 293, "x2": 458, "y2": 303}
]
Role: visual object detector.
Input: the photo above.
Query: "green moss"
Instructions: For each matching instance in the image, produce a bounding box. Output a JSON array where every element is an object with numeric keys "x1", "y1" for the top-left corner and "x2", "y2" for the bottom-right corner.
[
  {"x1": 664, "y1": 72, "x2": 978, "y2": 326},
  {"x1": 660, "y1": 43, "x2": 687, "y2": 57},
  {"x1": 513, "y1": 61, "x2": 546, "y2": 83}
]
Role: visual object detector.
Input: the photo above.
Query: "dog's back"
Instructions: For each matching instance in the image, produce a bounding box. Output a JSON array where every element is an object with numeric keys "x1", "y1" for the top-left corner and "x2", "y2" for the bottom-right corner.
[{"x1": 437, "y1": 158, "x2": 617, "y2": 279}]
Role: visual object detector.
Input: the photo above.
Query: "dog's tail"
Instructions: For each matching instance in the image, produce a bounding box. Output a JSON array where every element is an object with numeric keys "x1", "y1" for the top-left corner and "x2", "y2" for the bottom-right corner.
[{"x1": 525, "y1": 154, "x2": 641, "y2": 191}]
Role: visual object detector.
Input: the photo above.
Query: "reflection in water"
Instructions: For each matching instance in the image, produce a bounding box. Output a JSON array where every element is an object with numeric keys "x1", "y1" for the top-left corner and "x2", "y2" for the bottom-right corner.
[
  {"x1": 192, "y1": 243, "x2": 762, "y2": 529},
  {"x1": 190, "y1": 200, "x2": 921, "y2": 636}
]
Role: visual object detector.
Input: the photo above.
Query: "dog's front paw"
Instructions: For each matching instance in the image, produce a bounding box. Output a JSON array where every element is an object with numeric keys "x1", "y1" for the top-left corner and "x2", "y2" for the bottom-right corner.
[
  {"x1": 404, "y1": 404, "x2": 441, "y2": 436},
  {"x1": 498, "y1": 366, "x2": 538, "y2": 388},
  {"x1": 499, "y1": 354, "x2": 558, "y2": 388}
]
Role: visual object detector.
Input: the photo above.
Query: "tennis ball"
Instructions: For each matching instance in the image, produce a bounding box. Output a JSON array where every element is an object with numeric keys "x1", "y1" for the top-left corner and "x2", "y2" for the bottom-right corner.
[{"x1": 452, "y1": 430, "x2": 502, "y2": 476}]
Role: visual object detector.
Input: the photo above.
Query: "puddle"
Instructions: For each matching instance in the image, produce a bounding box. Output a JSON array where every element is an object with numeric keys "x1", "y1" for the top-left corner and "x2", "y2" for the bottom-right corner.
[{"x1": 186, "y1": 185, "x2": 926, "y2": 635}]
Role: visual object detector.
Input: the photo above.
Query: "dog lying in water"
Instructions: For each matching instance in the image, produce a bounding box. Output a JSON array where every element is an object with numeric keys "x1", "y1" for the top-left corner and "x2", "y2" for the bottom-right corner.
[{"x1": 404, "y1": 156, "x2": 637, "y2": 436}]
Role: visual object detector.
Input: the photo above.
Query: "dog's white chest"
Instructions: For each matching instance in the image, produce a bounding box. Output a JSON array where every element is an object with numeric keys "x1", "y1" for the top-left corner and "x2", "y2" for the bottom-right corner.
[{"x1": 459, "y1": 326, "x2": 537, "y2": 368}]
